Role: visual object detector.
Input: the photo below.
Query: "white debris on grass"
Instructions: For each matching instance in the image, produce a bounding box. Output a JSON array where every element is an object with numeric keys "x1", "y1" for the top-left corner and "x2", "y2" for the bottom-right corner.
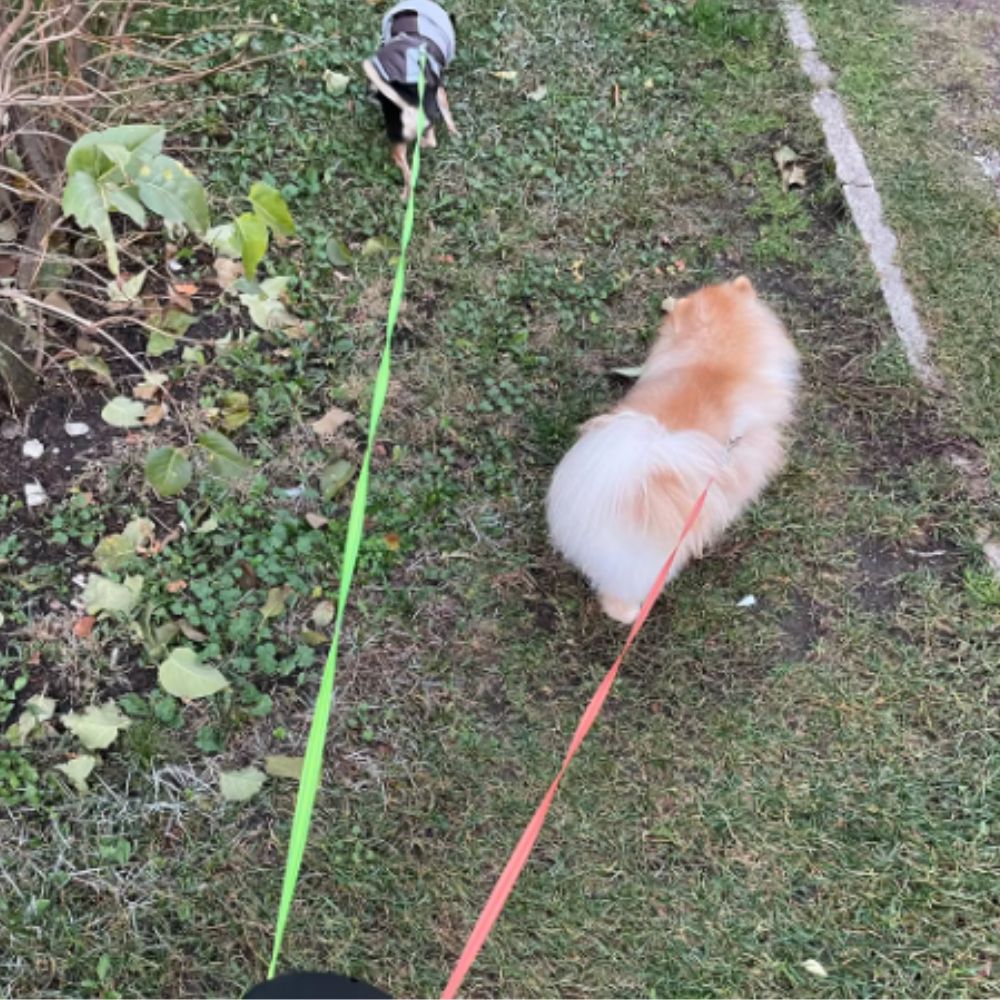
[{"x1": 24, "y1": 481, "x2": 48, "y2": 507}]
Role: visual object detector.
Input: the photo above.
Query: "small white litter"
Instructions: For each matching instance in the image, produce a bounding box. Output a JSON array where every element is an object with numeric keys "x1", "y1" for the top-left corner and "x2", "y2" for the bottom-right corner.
[
  {"x1": 801, "y1": 959, "x2": 829, "y2": 979},
  {"x1": 736, "y1": 594, "x2": 757, "y2": 608},
  {"x1": 24, "y1": 481, "x2": 48, "y2": 507},
  {"x1": 22, "y1": 439, "x2": 44, "y2": 459},
  {"x1": 65, "y1": 421, "x2": 91, "y2": 437}
]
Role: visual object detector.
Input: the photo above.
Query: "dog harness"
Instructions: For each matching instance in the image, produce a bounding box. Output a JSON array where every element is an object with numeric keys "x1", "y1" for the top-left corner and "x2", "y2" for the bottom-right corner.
[{"x1": 372, "y1": 0, "x2": 456, "y2": 88}]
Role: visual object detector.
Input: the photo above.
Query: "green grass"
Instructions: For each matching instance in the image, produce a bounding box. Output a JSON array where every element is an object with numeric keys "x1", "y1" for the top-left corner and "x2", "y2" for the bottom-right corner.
[
  {"x1": 1, "y1": 0, "x2": 998, "y2": 997},
  {"x1": 800, "y1": 0, "x2": 1000, "y2": 489}
]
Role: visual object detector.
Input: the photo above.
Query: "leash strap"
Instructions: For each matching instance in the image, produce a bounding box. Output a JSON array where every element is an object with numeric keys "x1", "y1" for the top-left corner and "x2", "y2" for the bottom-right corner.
[
  {"x1": 441, "y1": 482, "x2": 714, "y2": 999},
  {"x1": 267, "y1": 56, "x2": 428, "y2": 980}
]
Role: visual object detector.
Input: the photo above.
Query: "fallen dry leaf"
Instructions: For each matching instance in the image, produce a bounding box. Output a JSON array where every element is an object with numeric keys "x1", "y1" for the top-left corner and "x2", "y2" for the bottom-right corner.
[
  {"x1": 213, "y1": 257, "x2": 243, "y2": 291},
  {"x1": 165, "y1": 579, "x2": 187, "y2": 594},
  {"x1": 179, "y1": 621, "x2": 208, "y2": 642},
  {"x1": 310, "y1": 405, "x2": 352, "y2": 437},
  {"x1": 174, "y1": 282, "x2": 198, "y2": 296},
  {"x1": 143, "y1": 403, "x2": 166, "y2": 426},
  {"x1": 167, "y1": 285, "x2": 195, "y2": 313},
  {"x1": 305, "y1": 512, "x2": 329, "y2": 529},
  {"x1": 73, "y1": 616, "x2": 96, "y2": 638}
]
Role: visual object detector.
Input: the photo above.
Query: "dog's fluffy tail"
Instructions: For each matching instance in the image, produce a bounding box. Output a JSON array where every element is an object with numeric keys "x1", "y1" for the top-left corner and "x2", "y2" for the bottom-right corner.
[{"x1": 546, "y1": 410, "x2": 726, "y2": 605}]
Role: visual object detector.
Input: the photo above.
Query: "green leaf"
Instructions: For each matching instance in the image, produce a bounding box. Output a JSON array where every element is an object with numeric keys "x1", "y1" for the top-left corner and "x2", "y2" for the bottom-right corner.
[
  {"x1": 235, "y1": 212, "x2": 269, "y2": 277},
  {"x1": 161, "y1": 309, "x2": 197, "y2": 335},
  {"x1": 323, "y1": 70, "x2": 350, "y2": 96},
  {"x1": 118, "y1": 693, "x2": 150, "y2": 718},
  {"x1": 133, "y1": 154, "x2": 209, "y2": 234},
  {"x1": 320, "y1": 459, "x2": 355, "y2": 499},
  {"x1": 81, "y1": 573, "x2": 143, "y2": 615},
  {"x1": 260, "y1": 585, "x2": 292, "y2": 621},
  {"x1": 61, "y1": 702, "x2": 131, "y2": 750},
  {"x1": 68, "y1": 355, "x2": 112, "y2": 386},
  {"x1": 265, "y1": 755, "x2": 304, "y2": 780},
  {"x1": 145, "y1": 446, "x2": 193, "y2": 497},
  {"x1": 55, "y1": 755, "x2": 98, "y2": 793},
  {"x1": 219, "y1": 766, "x2": 266, "y2": 802},
  {"x1": 221, "y1": 391, "x2": 251, "y2": 430},
  {"x1": 93, "y1": 517, "x2": 154, "y2": 572},
  {"x1": 101, "y1": 396, "x2": 145, "y2": 428},
  {"x1": 182, "y1": 346, "x2": 206, "y2": 365},
  {"x1": 25, "y1": 694, "x2": 57, "y2": 723},
  {"x1": 205, "y1": 222, "x2": 243, "y2": 258},
  {"x1": 107, "y1": 269, "x2": 147, "y2": 303},
  {"x1": 7, "y1": 694, "x2": 58, "y2": 746},
  {"x1": 361, "y1": 235, "x2": 396, "y2": 257},
  {"x1": 158, "y1": 647, "x2": 229, "y2": 701},
  {"x1": 62, "y1": 171, "x2": 119, "y2": 274},
  {"x1": 147, "y1": 329, "x2": 178, "y2": 357},
  {"x1": 196, "y1": 429, "x2": 251, "y2": 482},
  {"x1": 195, "y1": 725, "x2": 225, "y2": 753},
  {"x1": 66, "y1": 125, "x2": 164, "y2": 175},
  {"x1": 249, "y1": 181, "x2": 295, "y2": 237},
  {"x1": 107, "y1": 186, "x2": 147, "y2": 227},
  {"x1": 326, "y1": 237, "x2": 354, "y2": 267}
]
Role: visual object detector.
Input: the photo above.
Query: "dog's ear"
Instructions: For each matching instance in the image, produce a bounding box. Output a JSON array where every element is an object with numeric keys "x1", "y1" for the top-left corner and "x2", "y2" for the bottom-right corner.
[{"x1": 732, "y1": 275, "x2": 755, "y2": 295}]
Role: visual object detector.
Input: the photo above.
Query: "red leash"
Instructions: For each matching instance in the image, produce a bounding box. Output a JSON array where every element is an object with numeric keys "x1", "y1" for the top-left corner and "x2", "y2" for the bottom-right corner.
[{"x1": 441, "y1": 482, "x2": 714, "y2": 999}]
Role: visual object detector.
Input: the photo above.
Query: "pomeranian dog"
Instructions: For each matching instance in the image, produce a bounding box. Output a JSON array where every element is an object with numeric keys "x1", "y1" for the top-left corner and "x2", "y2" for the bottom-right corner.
[
  {"x1": 362, "y1": 0, "x2": 458, "y2": 201},
  {"x1": 546, "y1": 276, "x2": 799, "y2": 624}
]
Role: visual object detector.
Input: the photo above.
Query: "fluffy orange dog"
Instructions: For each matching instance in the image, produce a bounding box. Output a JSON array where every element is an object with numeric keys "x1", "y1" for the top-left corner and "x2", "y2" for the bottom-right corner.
[{"x1": 546, "y1": 277, "x2": 800, "y2": 624}]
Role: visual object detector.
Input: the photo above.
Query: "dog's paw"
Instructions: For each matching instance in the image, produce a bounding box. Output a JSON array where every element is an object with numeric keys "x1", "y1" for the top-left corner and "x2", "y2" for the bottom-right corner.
[{"x1": 599, "y1": 593, "x2": 640, "y2": 625}]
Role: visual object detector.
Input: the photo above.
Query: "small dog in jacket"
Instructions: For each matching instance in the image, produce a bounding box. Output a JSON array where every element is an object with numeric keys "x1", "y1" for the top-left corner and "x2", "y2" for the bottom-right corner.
[{"x1": 362, "y1": 0, "x2": 458, "y2": 200}]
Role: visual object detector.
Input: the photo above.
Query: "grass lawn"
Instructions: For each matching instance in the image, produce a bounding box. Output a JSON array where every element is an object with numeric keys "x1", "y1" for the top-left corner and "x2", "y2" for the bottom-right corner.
[{"x1": 1, "y1": 0, "x2": 997, "y2": 997}]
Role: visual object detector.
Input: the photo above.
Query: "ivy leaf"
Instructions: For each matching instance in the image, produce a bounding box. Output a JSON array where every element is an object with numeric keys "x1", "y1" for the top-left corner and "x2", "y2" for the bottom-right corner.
[
  {"x1": 55, "y1": 755, "x2": 98, "y2": 793},
  {"x1": 235, "y1": 211, "x2": 269, "y2": 277},
  {"x1": 158, "y1": 647, "x2": 230, "y2": 700},
  {"x1": 145, "y1": 446, "x2": 193, "y2": 497},
  {"x1": 219, "y1": 766, "x2": 266, "y2": 802},
  {"x1": 101, "y1": 396, "x2": 145, "y2": 428},
  {"x1": 61, "y1": 702, "x2": 131, "y2": 750},
  {"x1": 196, "y1": 430, "x2": 251, "y2": 482},
  {"x1": 249, "y1": 182, "x2": 295, "y2": 237},
  {"x1": 81, "y1": 573, "x2": 143, "y2": 615}
]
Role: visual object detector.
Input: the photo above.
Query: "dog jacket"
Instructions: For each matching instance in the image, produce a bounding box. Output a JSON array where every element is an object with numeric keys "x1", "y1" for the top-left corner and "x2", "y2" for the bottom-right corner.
[{"x1": 372, "y1": 0, "x2": 455, "y2": 88}]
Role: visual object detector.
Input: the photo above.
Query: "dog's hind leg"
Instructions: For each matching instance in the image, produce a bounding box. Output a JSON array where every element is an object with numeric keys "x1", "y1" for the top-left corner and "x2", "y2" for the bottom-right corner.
[{"x1": 391, "y1": 142, "x2": 412, "y2": 201}]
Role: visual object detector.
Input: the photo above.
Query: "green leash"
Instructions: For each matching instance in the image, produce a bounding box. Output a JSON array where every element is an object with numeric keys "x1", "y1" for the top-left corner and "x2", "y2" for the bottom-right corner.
[{"x1": 268, "y1": 56, "x2": 428, "y2": 980}]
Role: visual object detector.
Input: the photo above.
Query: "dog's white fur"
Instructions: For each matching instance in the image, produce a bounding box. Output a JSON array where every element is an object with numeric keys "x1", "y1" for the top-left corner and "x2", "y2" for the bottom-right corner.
[{"x1": 546, "y1": 277, "x2": 799, "y2": 624}]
